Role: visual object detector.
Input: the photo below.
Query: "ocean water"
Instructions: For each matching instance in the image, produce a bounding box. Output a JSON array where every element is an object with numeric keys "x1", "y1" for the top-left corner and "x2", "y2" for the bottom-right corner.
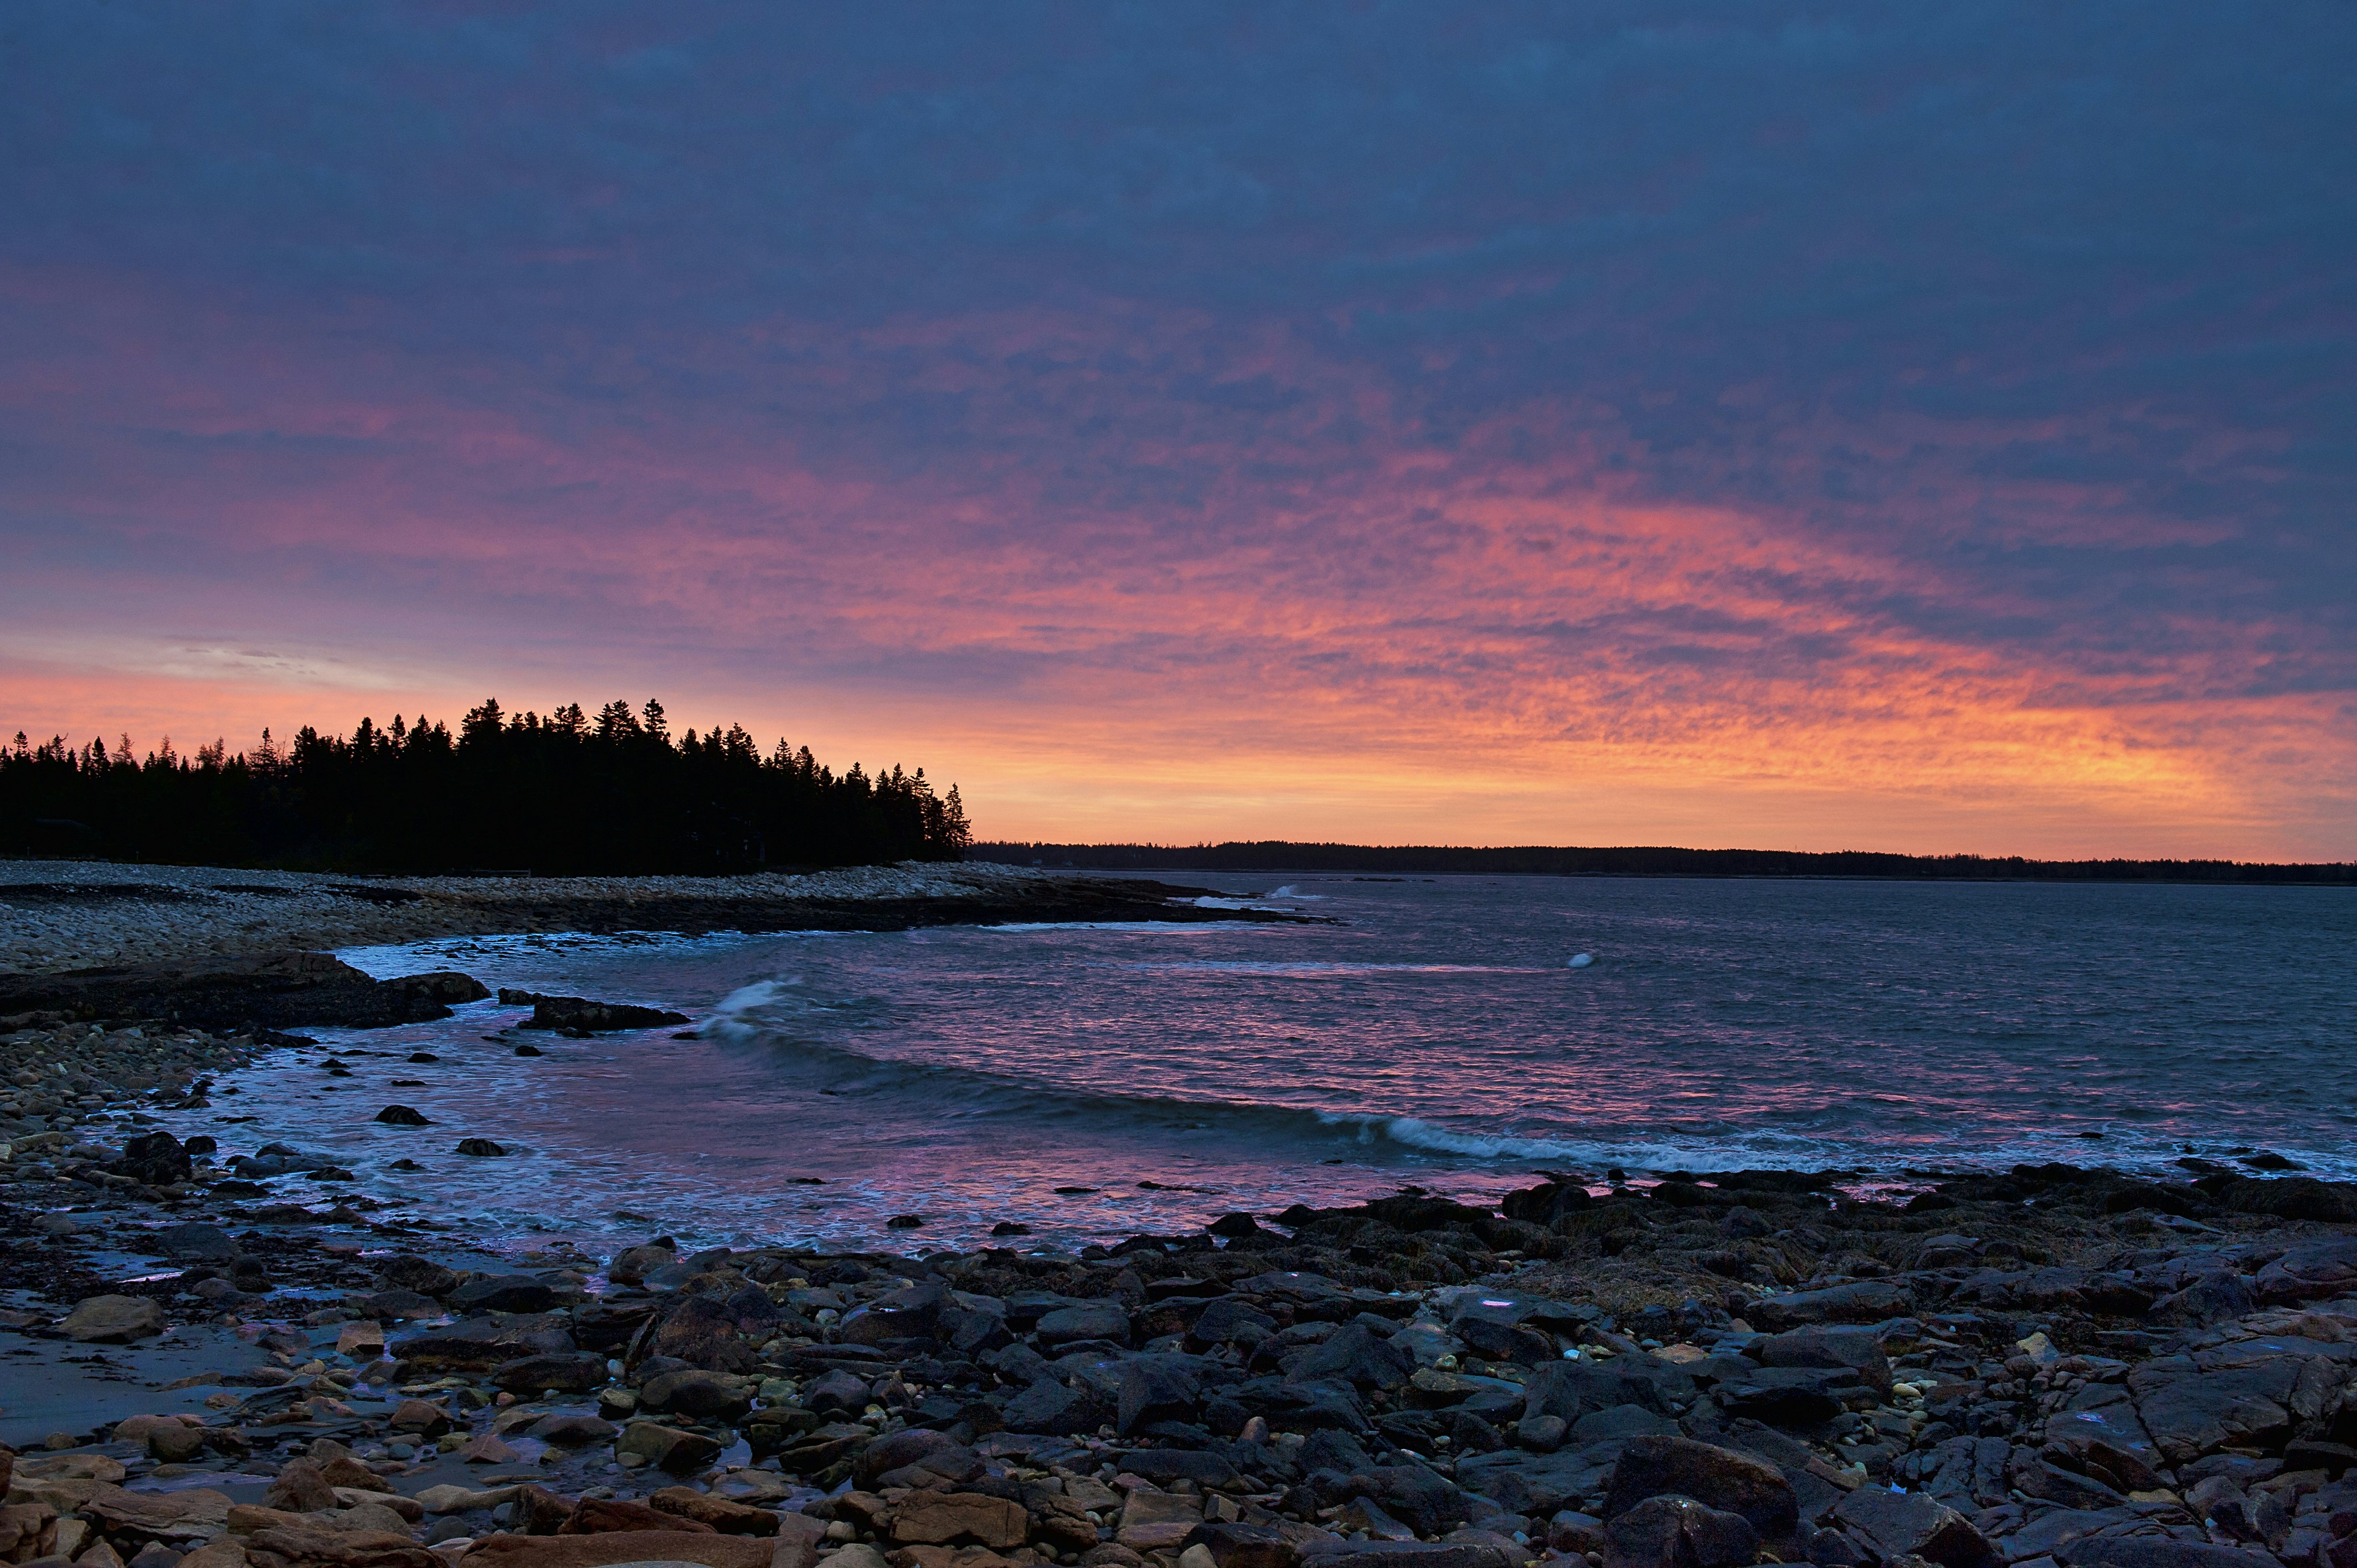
[{"x1": 174, "y1": 873, "x2": 2357, "y2": 1258}]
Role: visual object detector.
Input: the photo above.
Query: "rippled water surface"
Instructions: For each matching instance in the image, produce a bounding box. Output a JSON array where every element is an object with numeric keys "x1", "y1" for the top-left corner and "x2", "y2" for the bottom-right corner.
[{"x1": 183, "y1": 874, "x2": 2357, "y2": 1256}]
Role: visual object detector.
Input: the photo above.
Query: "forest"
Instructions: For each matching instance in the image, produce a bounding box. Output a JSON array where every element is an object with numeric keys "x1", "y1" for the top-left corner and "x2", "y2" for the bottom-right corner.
[{"x1": 2, "y1": 698, "x2": 969, "y2": 873}]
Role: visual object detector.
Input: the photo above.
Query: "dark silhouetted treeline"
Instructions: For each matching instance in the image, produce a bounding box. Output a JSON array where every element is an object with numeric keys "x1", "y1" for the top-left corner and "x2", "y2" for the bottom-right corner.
[
  {"x1": 975, "y1": 840, "x2": 2356, "y2": 886},
  {"x1": 4, "y1": 699, "x2": 969, "y2": 873}
]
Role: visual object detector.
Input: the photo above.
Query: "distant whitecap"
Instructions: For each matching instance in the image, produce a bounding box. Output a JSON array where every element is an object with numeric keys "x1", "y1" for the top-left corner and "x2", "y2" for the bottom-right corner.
[{"x1": 1568, "y1": 953, "x2": 1595, "y2": 968}]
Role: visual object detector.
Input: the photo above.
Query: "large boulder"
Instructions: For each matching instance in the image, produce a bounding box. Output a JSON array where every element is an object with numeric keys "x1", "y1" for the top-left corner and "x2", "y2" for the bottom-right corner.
[
  {"x1": 840, "y1": 1282, "x2": 950, "y2": 1345},
  {"x1": 2128, "y1": 1353, "x2": 2314, "y2": 1463},
  {"x1": 1601, "y1": 1437, "x2": 1799, "y2": 1543},
  {"x1": 1756, "y1": 1326, "x2": 1892, "y2": 1394},
  {"x1": 1830, "y1": 1487, "x2": 1999, "y2": 1568},
  {"x1": 2254, "y1": 1236, "x2": 2357, "y2": 1302},
  {"x1": 61, "y1": 1294, "x2": 166, "y2": 1343},
  {"x1": 1746, "y1": 1282, "x2": 1910, "y2": 1330},
  {"x1": 1603, "y1": 1496, "x2": 1758, "y2": 1568},
  {"x1": 1036, "y1": 1302, "x2": 1131, "y2": 1347}
]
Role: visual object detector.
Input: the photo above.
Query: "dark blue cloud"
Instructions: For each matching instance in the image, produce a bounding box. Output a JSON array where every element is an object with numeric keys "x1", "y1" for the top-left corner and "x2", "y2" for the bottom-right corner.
[{"x1": 2, "y1": 0, "x2": 2351, "y2": 721}]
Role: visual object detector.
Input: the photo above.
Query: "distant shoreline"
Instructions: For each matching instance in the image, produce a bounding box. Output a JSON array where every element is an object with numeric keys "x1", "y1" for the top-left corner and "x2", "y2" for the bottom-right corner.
[
  {"x1": 0, "y1": 858, "x2": 1306, "y2": 977},
  {"x1": 976, "y1": 840, "x2": 2357, "y2": 885}
]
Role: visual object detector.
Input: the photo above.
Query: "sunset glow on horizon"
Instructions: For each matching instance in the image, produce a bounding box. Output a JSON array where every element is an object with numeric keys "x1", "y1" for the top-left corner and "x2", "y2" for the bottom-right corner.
[{"x1": 5, "y1": 6, "x2": 2352, "y2": 860}]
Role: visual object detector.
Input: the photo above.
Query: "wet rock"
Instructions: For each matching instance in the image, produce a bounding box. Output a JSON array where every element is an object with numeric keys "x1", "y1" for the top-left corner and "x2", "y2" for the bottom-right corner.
[
  {"x1": 648, "y1": 1293, "x2": 756, "y2": 1371},
  {"x1": 374, "y1": 1105, "x2": 432, "y2": 1126},
  {"x1": 448, "y1": 1275, "x2": 557, "y2": 1313},
  {"x1": 1603, "y1": 1436, "x2": 1800, "y2": 1543},
  {"x1": 1604, "y1": 1495, "x2": 1759, "y2": 1568},
  {"x1": 613, "y1": 1421, "x2": 724, "y2": 1473},
  {"x1": 527, "y1": 1414, "x2": 616, "y2": 1446},
  {"x1": 456, "y1": 1137, "x2": 509, "y2": 1157},
  {"x1": 62, "y1": 1294, "x2": 166, "y2": 1343},
  {"x1": 498, "y1": 990, "x2": 692, "y2": 1033},
  {"x1": 114, "y1": 1131, "x2": 193, "y2": 1186},
  {"x1": 640, "y1": 1368, "x2": 753, "y2": 1421},
  {"x1": 153, "y1": 1222, "x2": 239, "y2": 1261},
  {"x1": 491, "y1": 1352, "x2": 608, "y2": 1395},
  {"x1": 376, "y1": 1254, "x2": 459, "y2": 1293},
  {"x1": 1502, "y1": 1181, "x2": 1594, "y2": 1224}
]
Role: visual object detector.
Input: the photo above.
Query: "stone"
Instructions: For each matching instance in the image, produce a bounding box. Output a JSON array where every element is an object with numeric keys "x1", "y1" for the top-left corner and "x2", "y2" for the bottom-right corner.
[
  {"x1": 803, "y1": 1368, "x2": 873, "y2": 1414},
  {"x1": 493, "y1": 1353, "x2": 608, "y2": 1394},
  {"x1": 1604, "y1": 1496, "x2": 1759, "y2": 1568},
  {"x1": 155, "y1": 1221, "x2": 239, "y2": 1260},
  {"x1": 1183, "y1": 1522, "x2": 1301, "y2": 1568},
  {"x1": 1830, "y1": 1488, "x2": 1999, "y2": 1568},
  {"x1": 1036, "y1": 1302, "x2": 1131, "y2": 1347},
  {"x1": 614, "y1": 1421, "x2": 724, "y2": 1473},
  {"x1": 856, "y1": 1428, "x2": 961, "y2": 1488},
  {"x1": 563, "y1": 1496, "x2": 713, "y2": 1535},
  {"x1": 416, "y1": 1484, "x2": 519, "y2": 1516},
  {"x1": 1452, "y1": 1447, "x2": 1617, "y2": 1517},
  {"x1": 1602, "y1": 1436, "x2": 1800, "y2": 1543},
  {"x1": 456, "y1": 1137, "x2": 510, "y2": 1157},
  {"x1": 1757, "y1": 1326, "x2": 1893, "y2": 1394},
  {"x1": 644, "y1": 1488, "x2": 777, "y2": 1539},
  {"x1": 528, "y1": 1413, "x2": 617, "y2": 1446},
  {"x1": 2055, "y1": 1539, "x2": 2279, "y2": 1568},
  {"x1": 1573, "y1": 1404, "x2": 1680, "y2": 1444},
  {"x1": 377, "y1": 1254, "x2": 461, "y2": 1293},
  {"x1": 1003, "y1": 1377, "x2": 1103, "y2": 1435},
  {"x1": 841, "y1": 1282, "x2": 950, "y2": 1345},
  {"x1": 1746, "y1": 1282, "x2": 1911, "y2": 1331},
  {"x1": 460, "y1": 1530, "x2": 776, "y2": 1568},
  {"x1": 375, "y1": 1105, "x2": 432, "y2": 1126},
  {"x1": 2256, "y1": 1237, "x2": 2357, "y2": 1301},
  {"x1": 891, "y1": 1493, "x2": 1030, "y2": 1550},
  {"x1": 1119, "y1": 1355, "x2": 1207, "y2": 1435},
  {"x1": 389, "y1": 1399, "x2": 452, "y2": 1435},
  {"x1": 1515, "y1": 1414, "x2": 1567, "y2": 1452},
  {"x1": 264, "y1": 1459, "x2": 339, "y2": 1514},
  {"x1": 641, "y1": 1368, "x2": 753, "y2": 1421},
  {"x1": 61, "y1": 1293, "x2": 167, "y2": 1343},
  {"x1": 2129, "y1": 1355, "x2": 2308, "y2": 1462},
  {"x1": 1118, "y1": 1492, "x2": 1206, "y2": 1551},
  {"x1": 1288, "y1": 1322, "x2": 1415, "y2": 1390},
  {"x1": 450, "y1": 1275, "x2": 556, "y2": 1313}
]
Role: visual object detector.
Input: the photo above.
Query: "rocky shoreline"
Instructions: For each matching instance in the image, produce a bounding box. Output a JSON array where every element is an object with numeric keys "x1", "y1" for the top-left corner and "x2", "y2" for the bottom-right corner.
[
  {"x1": 0, "y1": 862, "x2": 1307, "y2": 978},
  {"x1": 0, "y1": 1002, "x2": 2353, "y2": 1568},
  {"x1": 2, "y1": 880, "x2": 2354, "y2": 1568}
]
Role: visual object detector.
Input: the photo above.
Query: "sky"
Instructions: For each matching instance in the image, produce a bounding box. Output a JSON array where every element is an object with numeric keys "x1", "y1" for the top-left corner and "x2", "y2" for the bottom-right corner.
[{"x1": 3, "y1": 3, "x2": 2353, "y2": 858}]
